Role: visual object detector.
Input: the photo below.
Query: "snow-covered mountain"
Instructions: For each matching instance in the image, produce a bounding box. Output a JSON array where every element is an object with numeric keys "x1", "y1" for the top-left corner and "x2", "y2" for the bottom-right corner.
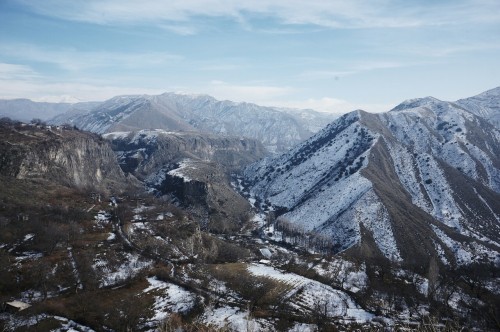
[
  {"x1": 244, "y1": 93, "x2": 500, "y2": 270},
  {"x1": 456, "y1": 86, "x2": 500, "y2": 129},
  {"x1": 0, "y1": 99, "x2": 99, "y2": 122},
  {"x1": 50, "y1": 93, "x2": 338, "y2": 153}
]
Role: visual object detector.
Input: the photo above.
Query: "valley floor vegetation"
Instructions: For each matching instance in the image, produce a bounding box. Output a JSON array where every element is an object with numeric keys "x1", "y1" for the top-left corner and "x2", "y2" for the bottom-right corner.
[{"x1": 0, "y1": 180, "x2": 498, "y2": 331}]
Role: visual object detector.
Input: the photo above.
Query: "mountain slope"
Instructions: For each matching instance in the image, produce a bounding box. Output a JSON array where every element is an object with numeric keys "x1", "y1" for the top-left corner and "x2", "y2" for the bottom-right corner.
[
  {"x1": 51, "y1": 93, "x2": 338, "y2": 153},
  {"x1": 0, "y1": 99, "x2": 98, "y2": 122},
  {"x1": 245, "y1": 96, "x2": 500, "y2": 269},
  {"x1": 455, "y1": 86, "x2": 500, "y2": 129}
]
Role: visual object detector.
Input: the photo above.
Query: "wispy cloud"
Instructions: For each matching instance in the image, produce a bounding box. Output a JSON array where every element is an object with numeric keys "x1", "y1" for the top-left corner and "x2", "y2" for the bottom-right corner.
[
  {"x1": 0, "y1": 75, "x2": 166, "y2": 101},
  {"x1": 400, "y1": 42, "x2": 500, "y2": 58},
  {"x1": 204, "y1": 80, "x2": 295, "y2": 104},
  {"x1": 298, "y1": 60, "x2": 420, "y2": 80},
  {"x1": 0, "y1": 63, "x2": 40, "y2": 80},
  {"x1": 272, "y1": 97, "x2": 396, "y2": 114},
  {"x1": 16, "y1": 0, "x2": 500, "y2": 33},
  {"x1": 159, "y1": 24, "x2": 198, "y2": 36},
  {"x1": 0, "y1": 44, "x2": 182, "y2": 71},
  {"x1": 199, "y1": 64, "x2": 243, "y2": 71}
]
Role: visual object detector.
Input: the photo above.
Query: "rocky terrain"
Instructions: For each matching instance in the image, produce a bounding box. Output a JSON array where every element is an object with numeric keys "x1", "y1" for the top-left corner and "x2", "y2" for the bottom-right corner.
[
  {"x1": 0, "y1": 120, "x2": 136, "y2": 192},
  {"x1": 104, "y1": 129, "x2": 267, "y2": 232},
  {"x1": 0, "y1": 88, "x2": 499, "y2": 331}
]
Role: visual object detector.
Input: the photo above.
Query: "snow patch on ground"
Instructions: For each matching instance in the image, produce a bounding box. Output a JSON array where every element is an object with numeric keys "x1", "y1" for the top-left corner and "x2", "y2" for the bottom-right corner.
[
  {"x1": 23, "y1": 233, "x2": 35, "y2": 242},
  {"x1": 201, "y1": 306, "x2": 270, "y2": 331},
  {"x1": 312, "y1": 259, "x2": 368, "y2": 293},
  {"x1": 93, "y1": 253, "x2": 152, "y2": 287},
  {"x1": 432, "y1": 226, "x2": 473, "y2": 265},
  {"x1": 247, "y1": 263, "x2": 373, "y2": 322},
  {"x1": 167, "y1": 159, "x2": 195, "y2": 182},
  {"x1": 356, "y1": 190, "x2": 402, "y2": 261},
  {"x1": 143, "y1": 277, "x2": 196, "y2": 322},
  {"x1": 94, "y1": 210, "x2": 111, "y2": 225},
  {"x1": 289, "y1": 323, "x2": 318, "y2": 332},
  {"x1": 14, "y1": 251, "x2": 43, "y2": 261}
]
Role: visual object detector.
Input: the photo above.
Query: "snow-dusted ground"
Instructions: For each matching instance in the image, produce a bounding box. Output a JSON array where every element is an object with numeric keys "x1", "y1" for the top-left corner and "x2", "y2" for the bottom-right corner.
[
  {"x1": 67, "y1": 247, "x2": 83, "y2": 291},
  {"x1": 93, "y1": 252, "x2": 152, "y2": 287},
  {"x1": 201, "y1": 306, "x2": 271, "y2": 331},
  {"x1": 312, "y1": 259, "x2": 368, "y2": 294},
  {"x1": 247, "y1": 263, "x2": 374, "y2": 322},
  {"x1": 167, "y1": 159, "x2": 195, "y2": 183},
  {"x1": 0, "y1": 314, "x2": 96, "y2": 332},
  {"x1": 94, "y1": 210, "x2": 111, "y2": 225},
  {"x1": 143, "y1": 277, "x2": 197, "y2": 322}
]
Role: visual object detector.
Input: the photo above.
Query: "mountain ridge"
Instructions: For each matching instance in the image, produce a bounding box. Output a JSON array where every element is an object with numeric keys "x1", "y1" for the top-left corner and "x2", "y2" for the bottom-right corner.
[
  {"x1": 47, "y1": 92, "x2": 338, "y2": 153},
  {"x1": 244, "y1": 95, "x2": 500, "y2": 269}
]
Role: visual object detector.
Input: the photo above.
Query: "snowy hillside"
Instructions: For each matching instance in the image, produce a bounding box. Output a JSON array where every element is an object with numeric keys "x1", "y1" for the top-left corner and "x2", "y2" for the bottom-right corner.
[
  {"x1": 50, "y1": 92, "x2": 337, "y2": 153},
  {"x1": 456, "y1": 86, "x2": 500, "y2": 129},
  {"x1": 245, "y1": 94, "x2": 500, "y2": 268}
]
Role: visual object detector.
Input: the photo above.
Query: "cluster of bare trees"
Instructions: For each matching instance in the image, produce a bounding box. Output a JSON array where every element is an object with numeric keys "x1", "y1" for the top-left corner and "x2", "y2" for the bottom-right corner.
[{"x1": 267, "y1": 215, "x2": 335, "y2": 254}]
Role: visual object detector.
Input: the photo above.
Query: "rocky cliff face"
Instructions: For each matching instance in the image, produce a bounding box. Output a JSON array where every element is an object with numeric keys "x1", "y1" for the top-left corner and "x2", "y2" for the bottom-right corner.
[
  {"x1": 104, "y1": 129, "x2": 268, "y2": 178},
  {"x1": 0, "y1": 121, "x2": 135, "y2": 193},
  {"x1": 155, "y1": 159, "x2": 253, "y2": 232},
  {"x1": 244, "y1": 95, "x2": 500, "y2": 270},
  {"x1": 104, "y1": 129, "x2": 267, "y2": 231}
]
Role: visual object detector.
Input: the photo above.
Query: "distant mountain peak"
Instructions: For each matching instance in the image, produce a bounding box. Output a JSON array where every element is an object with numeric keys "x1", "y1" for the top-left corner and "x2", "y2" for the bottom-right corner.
[
  {"x1": 35, "y1": 95, "x2": 82, "y2": 103},
  {"x1": 389, "y1": 96, "x2": 443, "y2": 112},
  {"x1": 471, "y1": 86, "x2": 500, "y2": 97},
  {"x1": 51, "y1": 92, "x2": 338, "y2": 153}
]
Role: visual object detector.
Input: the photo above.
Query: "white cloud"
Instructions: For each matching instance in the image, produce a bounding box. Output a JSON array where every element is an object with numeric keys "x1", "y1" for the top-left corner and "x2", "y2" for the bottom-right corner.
[
  {"x1": 0, "y1": 76, "x2": 165, "y2": 102},
  {"x1": 203, "y1": 80, "x2": 295, "y2": 104},
  {"x1": 401, "y1": 42, "x2": 500, "y2": 58},
  {"x1": 159, "y1": 24, "x2": 198, "y2": 36},
  {"x1": 17, "y1": 0, "x2": 500, "y2": 32},
  {"x1": 0, "y1": 63, "x2": 40, "y2": 80},
  {"x1": 200, "y1": 64, "x2": 244, "y2": 71},
  {"x1": 298, "y1": 60, "x2": 420, "y2": 81},
  {"x1": 270, "y1": 97, "x2": 395, "y2": 114}
]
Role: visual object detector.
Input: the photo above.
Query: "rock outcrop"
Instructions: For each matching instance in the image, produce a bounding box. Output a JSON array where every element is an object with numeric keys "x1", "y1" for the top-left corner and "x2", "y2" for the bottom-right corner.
[
  {"x1": 104, "y1": 129, "x2": 267, "y2": 231},
  {"x1": 0, "y1": 120, "x2": 136, "y2": 193}
]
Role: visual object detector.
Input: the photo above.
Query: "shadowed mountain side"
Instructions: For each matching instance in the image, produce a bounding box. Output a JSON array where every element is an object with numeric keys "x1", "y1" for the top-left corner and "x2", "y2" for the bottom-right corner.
[{"x1": 105, "y1": 130, "x2": 267, "y2": 232}]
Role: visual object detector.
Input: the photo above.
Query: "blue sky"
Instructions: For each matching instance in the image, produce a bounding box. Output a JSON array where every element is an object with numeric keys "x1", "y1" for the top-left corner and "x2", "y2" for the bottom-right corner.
[{"x1": 0, "y1": 0, "x2": 499, "y2": 113}]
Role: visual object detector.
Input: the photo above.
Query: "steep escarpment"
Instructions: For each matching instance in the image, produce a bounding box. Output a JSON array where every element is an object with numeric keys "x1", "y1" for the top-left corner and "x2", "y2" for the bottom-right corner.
[
  {"x1": 104, "y1": 130, "x2": 267, "y2": 231},
  {"x1": 156, "y1": 160, "x2": 253, "y2": 232},
  {"x1": 0, "y1": 120, "x2": 135, "y2": 193},
  {"x1": 104, "y1": 129, "x2": 267, "y2": 178},
  {"x1": 245, "y1": 97, "x2": 500, "y2": 269}
]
